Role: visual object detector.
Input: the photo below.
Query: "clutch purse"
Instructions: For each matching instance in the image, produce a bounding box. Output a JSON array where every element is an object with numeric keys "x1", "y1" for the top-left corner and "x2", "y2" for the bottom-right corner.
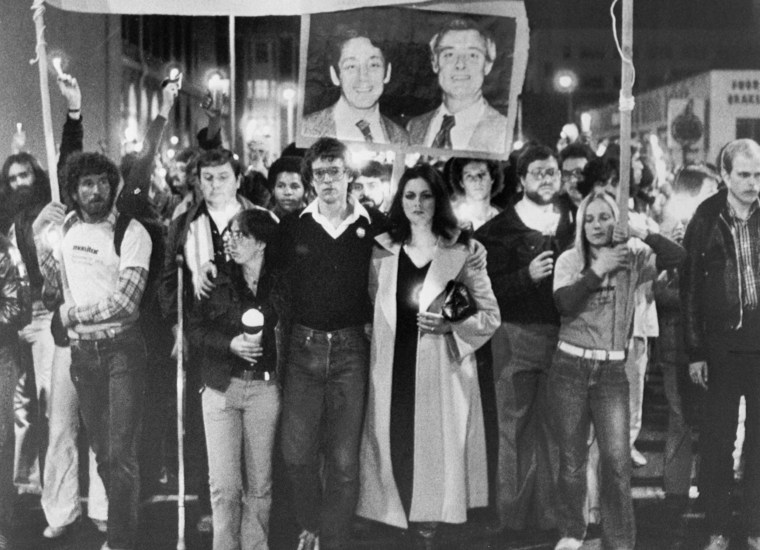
[{"x1": 441, "y1": 280, "x2": 477, "y2": 322}]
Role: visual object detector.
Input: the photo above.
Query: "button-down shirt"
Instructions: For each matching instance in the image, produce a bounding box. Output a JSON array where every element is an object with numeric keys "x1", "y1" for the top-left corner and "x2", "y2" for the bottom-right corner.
[
  {"x1": 333, "y1": 97, "x2": 387, "y2": 144},
  {"x1": 300, "y1": 196, "x2": 371, "y2": 240},
  {"x1": 424, "y1": 98, "x2": 487, "y2": 149},
  {"x1": 726, "y1": 199, "x2": 760, "y2": 310}
]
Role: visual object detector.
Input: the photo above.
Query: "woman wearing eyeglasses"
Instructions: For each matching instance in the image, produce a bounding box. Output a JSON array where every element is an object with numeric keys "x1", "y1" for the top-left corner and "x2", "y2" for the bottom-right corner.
[
  {"x1": 188, "y1": 208, "x2": 281, "y2": 550},
  {"x1": 356, "y1": 164, "x2": 500, "y2": 548},
  {"x1": 549, "y1": 191, "x2": 685, "y2": 550},
  {"x1": 448, "y1": 157, "x2": 504, "y2": 230}
]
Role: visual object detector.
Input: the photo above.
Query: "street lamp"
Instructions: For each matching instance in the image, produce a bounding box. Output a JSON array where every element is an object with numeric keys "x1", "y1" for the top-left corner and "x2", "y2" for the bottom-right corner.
[{"x1": 553, "y1": 69, "x2": 578, "y2": 123}]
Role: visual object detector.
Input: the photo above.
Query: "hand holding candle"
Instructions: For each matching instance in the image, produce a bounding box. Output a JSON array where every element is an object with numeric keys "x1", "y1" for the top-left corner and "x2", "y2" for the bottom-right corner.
[{"x1": 242, "y1": 308, "x2": 264, "y2": 347}]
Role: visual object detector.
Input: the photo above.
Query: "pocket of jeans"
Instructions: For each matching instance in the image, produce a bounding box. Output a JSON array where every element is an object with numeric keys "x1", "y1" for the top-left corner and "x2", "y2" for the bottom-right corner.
[{"x1": 202, "y1": 385, "x2": 228, "y2": 413}]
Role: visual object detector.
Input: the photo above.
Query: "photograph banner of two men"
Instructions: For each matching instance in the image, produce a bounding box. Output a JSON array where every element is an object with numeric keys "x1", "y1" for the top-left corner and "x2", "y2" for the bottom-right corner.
[{"x1": 297, "y1": 0, "x2": 529, "y2": 160}]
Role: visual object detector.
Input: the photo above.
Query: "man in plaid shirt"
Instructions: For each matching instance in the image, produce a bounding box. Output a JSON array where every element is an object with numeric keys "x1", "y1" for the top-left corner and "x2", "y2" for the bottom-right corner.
[
  {"x1": 681, "y1": 139, "x2": 760, "y2": 550},
  {"x1": 36, "y1": 152, "x2": 152, "y2": 550}
]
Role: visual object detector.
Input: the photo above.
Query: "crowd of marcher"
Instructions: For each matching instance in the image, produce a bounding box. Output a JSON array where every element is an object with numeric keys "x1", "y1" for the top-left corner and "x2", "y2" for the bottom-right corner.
[{"x1": 1, "y1": 64, "x2": 759, "y2": 550}]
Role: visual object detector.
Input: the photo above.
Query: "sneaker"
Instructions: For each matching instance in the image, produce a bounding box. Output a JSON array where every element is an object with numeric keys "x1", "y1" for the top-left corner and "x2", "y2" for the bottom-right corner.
[
  {"x1": 91, "y1": 518, "x2": 108, "y2": 533},
  {"x1": 631, "y1": 448, "x2": 648, "y2": 467},
  {"x1": 43, "y1": 521, "x2": 76, "y2": 539},
  {"x1": 748, "y1": 535, "x2": 760, "y2": 550},
  {"x1": 704, "y1": 534, "x2": 729, "y2": 550},
  {"x1": 554, "y1": 537, "x2": 583, "y2": 550},
  {"x1": 296, "y1": 529, "x2": 319, "y2": 550}
]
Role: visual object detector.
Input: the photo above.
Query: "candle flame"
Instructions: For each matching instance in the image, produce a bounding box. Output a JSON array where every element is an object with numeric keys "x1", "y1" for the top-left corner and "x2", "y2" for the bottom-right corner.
[{"x1": 52, "y1": 57, "x2": 63, "y2": 77}]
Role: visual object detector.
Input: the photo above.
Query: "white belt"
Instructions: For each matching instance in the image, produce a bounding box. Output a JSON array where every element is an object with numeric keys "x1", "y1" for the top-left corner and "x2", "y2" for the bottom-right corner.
[{"x1": 558, "y1": 341, "x2": 625, "y2": 361}]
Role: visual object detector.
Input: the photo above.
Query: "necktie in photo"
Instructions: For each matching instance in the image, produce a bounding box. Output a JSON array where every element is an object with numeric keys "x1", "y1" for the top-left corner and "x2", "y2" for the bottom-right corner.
[
  {"x1": 356, "y1": 119, "x2": 374, "y2": 143},
  {"x1": 432, "y1": 114, "x2": 455, "y2": 149}
]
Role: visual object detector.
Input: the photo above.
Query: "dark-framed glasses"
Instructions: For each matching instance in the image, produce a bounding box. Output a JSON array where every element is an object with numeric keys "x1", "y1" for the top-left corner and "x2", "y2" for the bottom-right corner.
[
  {"x1": 527, "y1": 168, "x2": 558, "y2": 180},
  {"x1": 313, "y1": 167, "x2": 345, "y2": 182}
]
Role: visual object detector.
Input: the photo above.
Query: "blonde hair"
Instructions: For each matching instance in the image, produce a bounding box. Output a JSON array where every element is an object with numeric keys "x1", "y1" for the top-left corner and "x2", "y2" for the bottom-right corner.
[{"x1": 574, "y1": 190, "x2": 620, "y2": 267}]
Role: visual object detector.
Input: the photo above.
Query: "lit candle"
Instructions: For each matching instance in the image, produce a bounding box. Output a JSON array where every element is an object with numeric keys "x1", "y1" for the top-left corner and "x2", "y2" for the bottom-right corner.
[{"x1": 52, "y1": 57, "x2": 64, "y2": 78}]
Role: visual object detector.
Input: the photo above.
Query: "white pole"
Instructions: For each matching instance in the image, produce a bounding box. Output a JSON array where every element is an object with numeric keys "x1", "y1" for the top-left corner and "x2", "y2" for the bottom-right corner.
[
  {"x1": 30, "y1": 0, "x2": 60, "y2": 202},
  {"x1": 176, "y1": 255, "x2": 186, "y2": 550},
  {"x1": 286, "y1": 96, "x2": 295, "y2": 145},
  {"x1": 229, "y1": 16, "x2": 236, "y2": 154}
]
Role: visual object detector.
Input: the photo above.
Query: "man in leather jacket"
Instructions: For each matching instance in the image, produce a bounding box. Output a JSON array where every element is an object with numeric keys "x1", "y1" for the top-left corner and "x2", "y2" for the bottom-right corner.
[{"x1": 680, "y1": 138, "x2": 760, "y2": 550}]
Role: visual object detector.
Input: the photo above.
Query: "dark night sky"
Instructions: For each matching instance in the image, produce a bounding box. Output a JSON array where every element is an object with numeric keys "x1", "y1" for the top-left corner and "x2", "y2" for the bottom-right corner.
[{"x1": 524, "y1": 0, "x2": 754, "y2": 29}]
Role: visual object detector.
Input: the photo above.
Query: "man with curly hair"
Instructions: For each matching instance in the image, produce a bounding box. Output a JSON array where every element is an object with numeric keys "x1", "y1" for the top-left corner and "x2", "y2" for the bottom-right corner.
[{"x1": 37, "y1": 151, "x2": 152, "y2": 550}]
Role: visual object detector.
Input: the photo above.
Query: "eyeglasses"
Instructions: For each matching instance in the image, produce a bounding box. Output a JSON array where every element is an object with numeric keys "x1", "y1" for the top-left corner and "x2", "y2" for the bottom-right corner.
[
  {"x1": 561, "y1": 168, "x2": 584, "y2": 181},
  {"x1": 527, "y1": 168, "x2": 558, "y2": 180},
  {"x1": 227, "y1": 230, "x2": 250, "y2": 242},
  {"x1": 312, "y1": 167, "x2": 345, "y2": 182}
]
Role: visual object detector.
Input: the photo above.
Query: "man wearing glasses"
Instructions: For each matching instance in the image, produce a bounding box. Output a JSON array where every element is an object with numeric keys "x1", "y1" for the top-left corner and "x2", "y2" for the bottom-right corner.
[
  {"x1": 407, "y1": 17, "x2": 508, "y2": 155},
  {"x1": 475, "y1": 143, "x2": 575, "y2": 533},
  {"x1": 274, "y1": 137, "x2": 386, "y2": 550}
]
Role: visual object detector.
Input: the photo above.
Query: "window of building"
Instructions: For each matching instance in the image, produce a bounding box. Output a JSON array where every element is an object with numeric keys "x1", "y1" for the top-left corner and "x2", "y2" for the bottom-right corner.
[{"x1": 736, "y1": 118, "x2": 760, "y2": 142}]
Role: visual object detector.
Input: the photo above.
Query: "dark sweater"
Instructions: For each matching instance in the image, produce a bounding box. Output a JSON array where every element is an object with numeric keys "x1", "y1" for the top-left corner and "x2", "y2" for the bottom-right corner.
[
  {"x1": 475, "y1": 201, "x2": 575, "y2": 325},
  {"x1": 275, "y1": 206, "x2": 386, "y2": 331}
]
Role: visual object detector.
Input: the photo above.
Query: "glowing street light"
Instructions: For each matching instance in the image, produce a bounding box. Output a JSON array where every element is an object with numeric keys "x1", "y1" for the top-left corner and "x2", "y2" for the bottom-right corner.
[{"x1": 553, "y1": 69, "x2": 578, "y2": 123}]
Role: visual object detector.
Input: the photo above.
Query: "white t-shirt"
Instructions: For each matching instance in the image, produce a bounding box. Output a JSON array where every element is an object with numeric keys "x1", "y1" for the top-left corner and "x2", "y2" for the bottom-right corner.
[{"x1": 62, "y1": 212, "x2": 151, "y2": 330}]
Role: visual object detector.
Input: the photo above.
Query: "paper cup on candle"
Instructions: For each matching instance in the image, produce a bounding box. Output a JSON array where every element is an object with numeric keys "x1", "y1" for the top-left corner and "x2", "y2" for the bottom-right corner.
[{"x1": 242, "y1": 308, "x2": 264, "y2": 346}]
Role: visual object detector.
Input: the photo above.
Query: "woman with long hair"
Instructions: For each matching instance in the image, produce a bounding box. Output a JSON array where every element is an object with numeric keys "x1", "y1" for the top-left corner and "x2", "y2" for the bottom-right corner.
[
  {"x1": 357, "y1": 164, "x2": 500, "y2": 548},
  {"x1": 550, "y1": 191, "x2": 685, "y2": 550},
  {"x1": 189, "y1": 209, "x2": 281, "y2": 550}
]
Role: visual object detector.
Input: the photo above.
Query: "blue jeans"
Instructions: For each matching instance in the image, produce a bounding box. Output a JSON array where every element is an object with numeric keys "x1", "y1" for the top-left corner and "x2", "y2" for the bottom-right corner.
[
  {"x1": 70, "y1": 329, "x2": 146, "y2": 550},
  {"x1": 280, "y1": 324, "x2": 369, "y2": 550},
  {"x1": 548, "y1": 349, "x2": 635, "y2": 550},
  {"x1": 203, "y1": 378, "x2": 281, "y2": 550},
  {"x1": 0, "y1": 340, "x2": 19, "y2": 536},
  {"x1": 42, "y1": 345, "x2": 108, "y2": 528}
]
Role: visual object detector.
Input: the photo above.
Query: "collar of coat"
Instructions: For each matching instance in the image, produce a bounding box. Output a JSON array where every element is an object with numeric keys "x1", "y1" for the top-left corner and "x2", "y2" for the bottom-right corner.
[{"x1": 373, "y1": 230, "x2": 470, "y2": 316}]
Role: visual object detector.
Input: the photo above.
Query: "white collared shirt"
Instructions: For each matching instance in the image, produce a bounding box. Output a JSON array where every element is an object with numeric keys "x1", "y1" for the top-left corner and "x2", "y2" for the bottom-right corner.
[
  {"x1": 300, "y1": 196, "x2": 371, "y2": 239},
  {"x1": 333, "y1": 97, "x2": 387, "y2": 144},
  {"x1": 424, "y1": 98, "x2": 487, "y2": 149},
  {"x1": 514, "y1": 198, "x2": 560, "y2": 236}
]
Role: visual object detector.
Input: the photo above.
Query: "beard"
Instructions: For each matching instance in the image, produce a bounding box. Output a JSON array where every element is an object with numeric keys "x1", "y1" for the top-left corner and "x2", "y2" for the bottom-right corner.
[
  {"x1": 525, "y1": 188, "x2": 556, "y2": 206},
  {"x1": 9, "y1": 186, "x2": 37, "y2": 212},
  {"x1": 79, "y1": 197, "x2": 112, "y2": 220}
]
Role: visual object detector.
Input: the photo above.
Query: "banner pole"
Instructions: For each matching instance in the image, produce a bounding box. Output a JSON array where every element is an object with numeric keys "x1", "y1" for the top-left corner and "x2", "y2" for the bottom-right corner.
[{"x1": 30, "y1": 0, "x2": 60, "y2": 203}]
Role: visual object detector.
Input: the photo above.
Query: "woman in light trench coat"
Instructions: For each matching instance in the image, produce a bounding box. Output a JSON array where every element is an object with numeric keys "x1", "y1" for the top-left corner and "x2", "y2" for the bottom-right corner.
[{"x1": 356, "y1": 164, "x2": 500, "y2": 546}]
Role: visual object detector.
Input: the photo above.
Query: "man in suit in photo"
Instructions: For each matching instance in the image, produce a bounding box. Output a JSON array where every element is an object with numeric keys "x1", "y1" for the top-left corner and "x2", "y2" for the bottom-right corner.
[
  {"x1": 302, "y1": 28, "x2": 409, "y2": 145},
  {"x1": 407, "y1": 17, "x2": 508, "y2": 155}
]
